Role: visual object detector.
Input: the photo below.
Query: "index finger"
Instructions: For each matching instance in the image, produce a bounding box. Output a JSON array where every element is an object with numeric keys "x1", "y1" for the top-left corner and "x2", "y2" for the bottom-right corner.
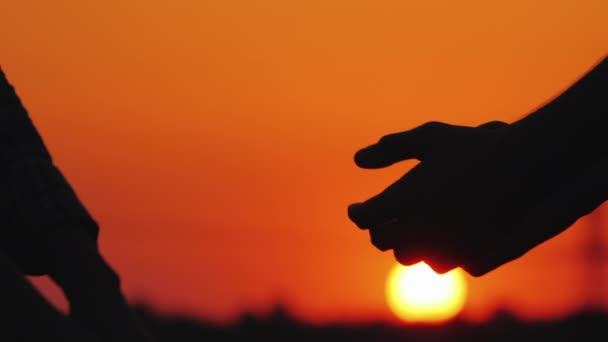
[{"x1": 348, "y1": 160, "x2": 429, "y2": 229}]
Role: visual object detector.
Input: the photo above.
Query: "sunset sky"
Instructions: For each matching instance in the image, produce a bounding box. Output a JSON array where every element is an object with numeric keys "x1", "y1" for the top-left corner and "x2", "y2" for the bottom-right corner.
[{"x1": 2, "y1": 0, "x2": 607, "y2": 324}]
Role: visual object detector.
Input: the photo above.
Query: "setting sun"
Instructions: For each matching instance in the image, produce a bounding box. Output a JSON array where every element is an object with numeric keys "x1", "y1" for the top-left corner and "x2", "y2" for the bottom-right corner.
[{"x1": 386, "y1": 262, "x2": 467, "y2": 323}]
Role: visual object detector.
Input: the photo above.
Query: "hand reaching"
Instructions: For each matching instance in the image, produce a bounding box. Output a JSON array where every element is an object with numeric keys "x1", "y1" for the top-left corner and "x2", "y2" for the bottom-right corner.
[
  {"x1": 349, "y1": 119, "x2": 606, "y2": 276},
  {"x1": 0, "y1": 229, "x2": 155, "y2": 341},
  {"x1": 348, "y1": 56, "x2": 607, "y2": 277},
  {"x1": 0, "y1": 68, "x2": 155, "y2": 341}
]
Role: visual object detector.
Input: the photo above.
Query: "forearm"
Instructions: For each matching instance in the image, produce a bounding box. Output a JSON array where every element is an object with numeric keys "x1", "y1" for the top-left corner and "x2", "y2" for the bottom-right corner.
[
  {"x1": 0, "y1": 68, "x2": 99, "y2": 274},
  {"x1": 0, "y1": 68, "x2": 53, "y2": 163},
  {"x1": 511, "y1": 54, "x2": 607, "y2": 155},
  {"x1": 497, "y1": 55, "x2": 607, "y2": 191}
]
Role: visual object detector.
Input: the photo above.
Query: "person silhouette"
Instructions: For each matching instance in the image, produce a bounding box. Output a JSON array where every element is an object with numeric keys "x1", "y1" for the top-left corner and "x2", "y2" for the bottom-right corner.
[
  {"x1": 348, "y1": 54, "x2": 607, "y2": 277},
  {"x1": 0, "y1": 68, "x2": 154, "y2": 341}
]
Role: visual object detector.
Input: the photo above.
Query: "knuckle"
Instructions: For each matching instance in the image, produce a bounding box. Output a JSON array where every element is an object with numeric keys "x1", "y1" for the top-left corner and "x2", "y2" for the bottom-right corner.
[
  {"x1": 393, "y1": 249, "x2": 419, "y2": 266},
  {"x1": 370, "y1": 231, "x2": 390, "y2": 252},
  {"x1": 487, "y1": 120, "x2": 506, "y2": 126},
  {"x1": 465, "y1": 263, "x2": 490, "y2": 277},
  {"x1": 479, "y1": 120, "x2": 508, "y2": 130},
  {"x1": 426, "y1": 260, "x2": 455, "y2": 275},
  {"x1": 420, "y1": 121, "x2": 444, "y2": 132}
]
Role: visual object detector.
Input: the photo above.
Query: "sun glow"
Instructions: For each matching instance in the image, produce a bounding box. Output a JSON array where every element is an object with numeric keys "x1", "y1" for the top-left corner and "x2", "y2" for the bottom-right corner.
[{"x1": 386, "y1": 262, "x2": 467, "y2": 323}]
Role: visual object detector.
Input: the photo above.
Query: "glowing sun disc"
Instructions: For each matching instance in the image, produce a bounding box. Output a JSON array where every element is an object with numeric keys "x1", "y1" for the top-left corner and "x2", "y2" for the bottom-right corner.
[{"x1": 386, "y1": 262, "x2": 467, "y2": 323}]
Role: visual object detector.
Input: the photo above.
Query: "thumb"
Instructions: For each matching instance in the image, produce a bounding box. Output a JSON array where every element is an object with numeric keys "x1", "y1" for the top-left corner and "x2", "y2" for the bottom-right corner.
[{"x1": 354, "y1": 121, "x2": 452, "y2": 169}]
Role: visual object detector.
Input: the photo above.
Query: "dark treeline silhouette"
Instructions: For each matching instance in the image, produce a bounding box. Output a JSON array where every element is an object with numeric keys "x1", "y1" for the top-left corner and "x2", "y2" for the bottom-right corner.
[{"x1": 133, "y1": 305, "x2": 608, "y2": 342}]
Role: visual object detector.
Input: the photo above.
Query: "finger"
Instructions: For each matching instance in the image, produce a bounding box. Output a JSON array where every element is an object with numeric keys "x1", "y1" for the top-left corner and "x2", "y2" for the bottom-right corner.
[
  {"x1": 347, "y1": 191, "x2": 397, "y2": 230},
  {"x1": 394, "y1": 247, "x2": 460, "y2": 275},
  {"x1": 369, "y1": 218, "x2": 406, "y2": 251},
  {"x1": 391, "y1": 231, "x2": 462, "y2": 274},
  {"x1": 465, "y1": 161, "x2": 607, "y2": 277},
  {"x1": 354, "y1": 120, "x2": 500, "y2": 169},
  {"x1": 348, "y1": 161, "x2": 428, "y2": 229},
  {"x1": 354, "y1": 121, "x2": 454, "y2": 169},
  {"x1": 47, "y1": 229, "x2": 155, "y2": 342},
  {"x1": 393, "y1": 247, "x2": 424, "y2": 267},
  {"x1": 0, "y1": 250, "x2": 100, "y2": 341},
  {"x1": 425, "y1": 259, "x2": 460, "y2": 275},
  {"x1": 368, "y1": 214, "x2": 461, "y2": 273}
]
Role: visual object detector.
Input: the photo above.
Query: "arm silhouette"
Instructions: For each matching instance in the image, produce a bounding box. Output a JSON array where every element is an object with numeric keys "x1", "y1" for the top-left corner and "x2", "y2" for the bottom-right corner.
[
  {"x1": 349, "y1": 54, "x2": 607, "y2": 276},
  {"x1": 0, "y1": 68, "x2": 154, "y2": 341}
]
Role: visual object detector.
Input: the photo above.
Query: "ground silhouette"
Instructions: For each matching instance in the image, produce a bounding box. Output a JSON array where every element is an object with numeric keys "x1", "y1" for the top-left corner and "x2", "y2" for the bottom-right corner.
[{"x1": 132, "y1": 305, "x2": 608, "y2": 342}]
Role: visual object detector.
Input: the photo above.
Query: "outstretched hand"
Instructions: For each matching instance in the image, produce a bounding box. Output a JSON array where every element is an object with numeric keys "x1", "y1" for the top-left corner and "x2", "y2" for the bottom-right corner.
[
  {"x1": 0, "y1": 67, "x2": 155, "y2": 341},
  {"x1": 348, "y1": 120, "x2": 606, "y2": 276}
]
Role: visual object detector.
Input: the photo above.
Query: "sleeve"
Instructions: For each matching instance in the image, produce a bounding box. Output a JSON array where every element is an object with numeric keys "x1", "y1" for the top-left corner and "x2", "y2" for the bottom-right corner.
[{"x1": 0, "y1": 67, "x2": 99, "y2": 275}]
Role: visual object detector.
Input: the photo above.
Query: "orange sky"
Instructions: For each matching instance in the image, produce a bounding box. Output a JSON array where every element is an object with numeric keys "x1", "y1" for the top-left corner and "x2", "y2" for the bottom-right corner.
[{"x1": 2, "y1": 0, "x2": 607, "y2": 324}]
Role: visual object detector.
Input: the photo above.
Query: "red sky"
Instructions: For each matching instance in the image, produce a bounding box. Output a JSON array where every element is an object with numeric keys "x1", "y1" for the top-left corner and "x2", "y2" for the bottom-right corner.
[{"x1": 2, "y1": 0, "x2": 607, "y2": 324}]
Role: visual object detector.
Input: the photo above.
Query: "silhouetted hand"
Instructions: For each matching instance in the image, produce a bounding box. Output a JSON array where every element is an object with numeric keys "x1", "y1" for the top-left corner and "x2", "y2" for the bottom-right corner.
[
  {"x1": 348, "y1": 119, "x2": 606, "y2": 276},
  {"x1": 0, "y1": 68, "x2": 155, "y2": 341},
  {"x1": 349, "y1": 55, "x2": 607, "y2": 277},
  {"x1": 0, "y1": 228, "x2": 155, "y2": 342}
]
